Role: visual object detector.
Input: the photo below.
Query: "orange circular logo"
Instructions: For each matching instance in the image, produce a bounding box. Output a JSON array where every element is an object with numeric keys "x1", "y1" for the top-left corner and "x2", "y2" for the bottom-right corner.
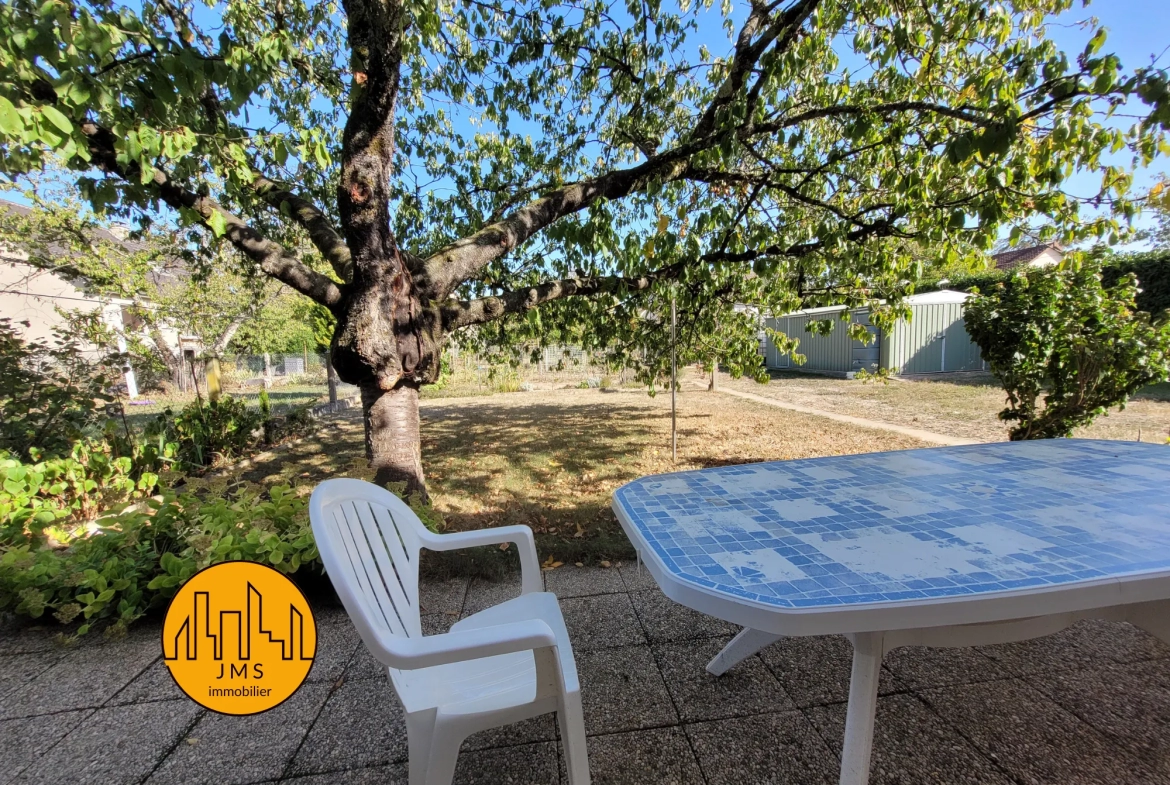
[{"x1": 162, "y1": 561, "x2": 317, "y2": 715}]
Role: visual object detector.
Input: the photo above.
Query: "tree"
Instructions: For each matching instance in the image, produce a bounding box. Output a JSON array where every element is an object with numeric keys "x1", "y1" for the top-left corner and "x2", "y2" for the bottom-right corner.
[
  {"x1": 1146, "y1": 176, "x2": 1170, "y2": 248},
  {"x1": 964, "y1": 258, "x2": 1170, "y2": 440},
  {"x1": 1, "y1": 0, "x2": 1167, "y2": 496}
]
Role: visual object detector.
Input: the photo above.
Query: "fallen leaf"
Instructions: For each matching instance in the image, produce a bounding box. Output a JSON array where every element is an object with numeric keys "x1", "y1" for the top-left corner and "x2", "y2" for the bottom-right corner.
[
  {"x1": 573, "y1": 523, "x2": 585, "y2": 538},
  {"x1": 498, "y1": 542, "x2": 510, "y2": 551},
  {"x1": 541, "y1": 554, "x2": 556, "y2": 568},
  {"x1": 574, "y1": 562, "x2": 583, "y2": 567},
  {"x1": 600, "y1": 560, "x2": 612, "y2": 568},
  {"x1": 186, "y1": 738, "x2": 200, "y2": 746}
]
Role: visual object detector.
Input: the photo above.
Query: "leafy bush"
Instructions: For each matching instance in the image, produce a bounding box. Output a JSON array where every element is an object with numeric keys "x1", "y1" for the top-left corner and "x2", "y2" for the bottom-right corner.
[
  {"x1": 0, "y1": 318, "x2": 119, "y2": 460},
  {"x1": 0, "y1": 441, "x2": 162, "y2": 546},
  {"x1": 0, "y1": 484, "x2": 316, "y2": 636},
  {"x1": 148, "y1": 395, "x2": 262, "y2": 468},
  {"x1": 965, "y1": 259, "x2": 1170, "y2": 440}
]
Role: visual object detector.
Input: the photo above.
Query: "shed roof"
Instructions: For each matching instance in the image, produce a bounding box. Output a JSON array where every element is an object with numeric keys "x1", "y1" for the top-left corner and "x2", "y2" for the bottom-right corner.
[{"x1": 773, "y1": 289, "x2": 969, "y2": 318}]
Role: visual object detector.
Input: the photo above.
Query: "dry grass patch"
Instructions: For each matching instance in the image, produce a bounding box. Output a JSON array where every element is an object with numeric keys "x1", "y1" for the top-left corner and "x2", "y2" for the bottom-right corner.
[
  {"x1": 232, "y1": 386, "x2": 928, "y2": 570},
  {"x1": 720, "y1": 371, "x2": 1170, "y2": 444}
]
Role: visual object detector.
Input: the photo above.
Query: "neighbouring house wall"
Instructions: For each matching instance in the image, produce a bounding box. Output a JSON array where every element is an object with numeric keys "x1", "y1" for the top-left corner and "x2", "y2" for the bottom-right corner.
[
  {"x1": 0, "y1": 259, "x2": 110, "y2": 346},
  {"x1": 1028, "y1": 247, "x2": 1063, "y2": 268}
]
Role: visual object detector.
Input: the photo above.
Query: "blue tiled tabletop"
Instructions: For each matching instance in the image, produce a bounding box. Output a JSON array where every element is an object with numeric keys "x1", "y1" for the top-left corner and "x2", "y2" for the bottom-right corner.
[{"x1": 612, "y1": 440, "x2": 1170, "y2": 610}]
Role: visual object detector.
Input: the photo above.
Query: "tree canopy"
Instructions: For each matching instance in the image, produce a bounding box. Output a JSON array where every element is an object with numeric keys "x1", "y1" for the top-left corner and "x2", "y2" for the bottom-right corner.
[{"x1": 2, "y1": 0, "x2": 1167, "y2": 490}]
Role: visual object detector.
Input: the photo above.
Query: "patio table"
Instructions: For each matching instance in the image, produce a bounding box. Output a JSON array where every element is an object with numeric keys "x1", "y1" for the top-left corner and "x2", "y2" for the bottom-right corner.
[{"x1": 611, "y1": 439, "x2": 1170, "y2": 785}]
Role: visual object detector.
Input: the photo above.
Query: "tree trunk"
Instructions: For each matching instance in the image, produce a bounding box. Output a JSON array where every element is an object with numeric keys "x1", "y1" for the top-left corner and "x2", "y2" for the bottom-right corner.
[
  {"x1": 709, "y1": 356, "x2": 719, "y2": 392},
  {"x1": 326, "y1": 348, "x2": 339, "y2": 403},
  {"x1": 361, "y1": 379, "x2": 427, "y2": 498}
]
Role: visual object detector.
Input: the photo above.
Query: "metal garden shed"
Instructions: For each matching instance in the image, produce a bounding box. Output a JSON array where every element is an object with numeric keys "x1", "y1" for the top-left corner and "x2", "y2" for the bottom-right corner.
[{"x1": 763, "y1": 290, "x2": 985, "y2": 376}]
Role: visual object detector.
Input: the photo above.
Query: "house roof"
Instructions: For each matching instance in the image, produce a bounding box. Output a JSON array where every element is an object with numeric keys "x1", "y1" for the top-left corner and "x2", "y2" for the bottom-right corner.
[
  {"x1": 0, "y1": 198, "x2": 182, "y2": 294},
  {"x1": 989, "y1": 243, "x2": 1061, "y2": 270}
]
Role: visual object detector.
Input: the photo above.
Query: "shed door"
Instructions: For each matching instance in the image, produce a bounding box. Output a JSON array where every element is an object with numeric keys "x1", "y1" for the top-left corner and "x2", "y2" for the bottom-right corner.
[{"x1": 850, "y1": 311, "x2": 881, "y2": 372}]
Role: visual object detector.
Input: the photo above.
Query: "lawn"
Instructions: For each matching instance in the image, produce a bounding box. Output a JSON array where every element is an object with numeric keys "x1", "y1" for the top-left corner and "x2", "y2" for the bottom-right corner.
[
  {"x1": 230, "y1": 384, "x2": 928, "y2": 571},
  {"x1": 720, "y1": 370, "x2": 1170, "y2": 443}
]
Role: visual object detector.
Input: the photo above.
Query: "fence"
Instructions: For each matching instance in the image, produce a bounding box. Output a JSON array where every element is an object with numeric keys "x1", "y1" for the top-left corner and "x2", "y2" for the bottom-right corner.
[
  {"x1": 443, "y1": 345, "x2": 631, "y2": 389},
  {"x1": 122, "y1": 352, "x2": 356, "y2": 425},
  {"x1": 119, "y1": 345, "x2": 630, "y2": 426}
]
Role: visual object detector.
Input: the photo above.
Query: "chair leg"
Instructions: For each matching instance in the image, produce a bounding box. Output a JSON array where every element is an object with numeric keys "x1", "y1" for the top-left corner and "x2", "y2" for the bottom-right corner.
[
  {"x1": 406, "y1": 711, "x2": 437, "y2": 785},
  {"x1": 424, "y1": 734, "x2": 462, "y2": 785},
  {"x1": 559, "y1": 692, "x2": 591, "y2": 785}
]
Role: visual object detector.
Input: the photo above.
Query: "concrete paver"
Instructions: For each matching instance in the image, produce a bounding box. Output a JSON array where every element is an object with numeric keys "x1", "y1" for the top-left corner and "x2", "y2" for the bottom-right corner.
[{"x1": 0, "y1": 566, "x2": 1165, "y2": 784}]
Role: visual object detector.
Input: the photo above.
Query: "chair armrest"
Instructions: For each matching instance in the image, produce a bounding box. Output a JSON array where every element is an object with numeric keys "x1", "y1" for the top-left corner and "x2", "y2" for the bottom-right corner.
[
  {"x1": 375, "y1": 618, "x2": 559, "y2": 670},
  {"x1": 420, "y1": 525, "x2": 542, "y2": 594}
]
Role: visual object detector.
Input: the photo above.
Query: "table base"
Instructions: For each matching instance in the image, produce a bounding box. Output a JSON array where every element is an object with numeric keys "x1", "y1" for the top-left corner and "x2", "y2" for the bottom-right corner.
[{"x1": 706, "y1": 600, "x2": 1170, "y2": 785}]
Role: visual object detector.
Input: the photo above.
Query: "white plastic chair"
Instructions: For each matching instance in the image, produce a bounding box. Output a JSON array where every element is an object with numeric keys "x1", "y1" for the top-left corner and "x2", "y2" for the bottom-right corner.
[{"x1": 309, "y1": 478, "x2": 590, "y2": 785}]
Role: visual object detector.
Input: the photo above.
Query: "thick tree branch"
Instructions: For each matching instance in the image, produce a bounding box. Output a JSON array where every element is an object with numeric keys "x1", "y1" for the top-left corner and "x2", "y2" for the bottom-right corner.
[
  {"x1": 424, "y1": 150, "x2": 695, "y2": 296},
  {"x1": 80, "y1": 123, "x2": 344, "y2": 309},
  {"x1": 442, "y1": 265, "x2": 684, "y2": 330},
  {"x1": 250, "y1": 175, "x2": 353, "y2": 282}
]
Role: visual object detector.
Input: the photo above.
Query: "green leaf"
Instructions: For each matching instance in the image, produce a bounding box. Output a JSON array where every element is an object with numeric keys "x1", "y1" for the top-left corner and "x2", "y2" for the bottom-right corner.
[
  {"x1": 206, "y1": 211, "x2": 227, "y2": 237},
  {"x1": 40, "y1": 105, "x2": 73, "y2": 135}
]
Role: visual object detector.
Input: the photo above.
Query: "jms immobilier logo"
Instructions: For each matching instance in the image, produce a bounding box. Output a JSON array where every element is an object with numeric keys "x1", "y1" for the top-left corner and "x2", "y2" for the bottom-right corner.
[{"x1": 162, "y1": 561, "x2": 317, "y2": 715}]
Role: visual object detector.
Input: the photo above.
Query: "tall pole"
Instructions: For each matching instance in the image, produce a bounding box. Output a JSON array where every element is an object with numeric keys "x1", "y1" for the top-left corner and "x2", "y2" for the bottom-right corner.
[{"x1": 671, "y1": 288, "x2": 677, "y2": 462}]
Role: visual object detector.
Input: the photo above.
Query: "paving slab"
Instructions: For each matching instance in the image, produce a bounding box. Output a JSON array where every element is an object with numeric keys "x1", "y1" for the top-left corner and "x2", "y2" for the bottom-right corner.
[
  {"x1": 0, "y1": 624, "x2": 62, "y2": 656},
  {"x1": 147, "y1": 682, "x2": 332, "y2": 785},
  {"x1": 0, "y1": 651, "x2": 68, "y2": 703},
  {"x1": 617, "y1": 559, "x2": 657, "y2": 592},
  {"x1": 0, "y1": 709, "x2": 92, "y2": 785},
  {"x1": 463, "y1": 713, "x2": 558, "y2": 752},
  {"x1": 918, "y1": 677, "x2": 1156, "y2": 785},
  {"x1": 803, "y1": 693, "x2": 1016, "y2": 785},
  {"x1": 543, "y1": 565, "x2": 626, "y2": 599},
  {"x1": 104, "y1": 658, "x2": 185, "y2": 705},
  {"x1": 305, "y1": 621, "x2": 361, "y2": 684},
  {"x1": 883, "y1": 646, "x2": 1008, "y2": 691},
  {"x1": 0, "y1": 630, "x2": 160, "y2": 719},
  {"x1": 418, "y1": 576, "x2": 470, "y2": 616},
  {"x1": 452, "y1": 741, "x2": 559, "y2": 785},
  {"x1": 1025, "y1": 661, "x2": 1170, "y2": 778},
  {"x1": 653, "y1": 636, "x2": 795, "y2": 722},
  {"x1": 560, "y1": 727, "x2": 703, "y2": 785},
  {"x1": 576, "y1": 645, "x2": 677, "y2": 735},
  {"x1": 629, "y1": 589, "x2": 738, "y2": 643},
  {"x1": 11, "y1": 699, "x2": 201, "y2": 785},
  {"x1": 756, "y1": 634, "x2": 899, "y2": 708},
  {"x1": 976, "y1": 620, "x2": 1160, "y2": 676},
  {"x1": 462, "y1": 575, "x2": 528, "y2": 618},
  {"x1": 685, "y1": 710, "x2": 839, "y2": 785},
  {"x1": 559, "y1": 593, "x2": 646, "y2": 651},
  {"x1": 279, "y1": 763, "x2": 407, "y2": 784},
  {"x1": 287, "y1": 678, "x2": 408, "y2": 776}
]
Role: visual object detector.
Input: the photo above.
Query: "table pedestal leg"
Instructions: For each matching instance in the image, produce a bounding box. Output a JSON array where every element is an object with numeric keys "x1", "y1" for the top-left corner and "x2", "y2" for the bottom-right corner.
[
  {"x1": 706, "y1": 628, "x2": 784, "y2": 675},
  {"x1": 840, "y1": 632, "x2": 885, "y2": 785}
]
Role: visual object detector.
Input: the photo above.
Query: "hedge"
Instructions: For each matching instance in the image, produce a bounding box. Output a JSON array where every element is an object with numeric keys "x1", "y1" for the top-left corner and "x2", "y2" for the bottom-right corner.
[{"x1": 916, "y1": 249, "x2": 1170, "y2": 316}]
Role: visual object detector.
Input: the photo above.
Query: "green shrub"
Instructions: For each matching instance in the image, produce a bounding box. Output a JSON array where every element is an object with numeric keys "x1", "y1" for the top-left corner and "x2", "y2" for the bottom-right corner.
[
  {"x1": 0, "y1": 318, "x2": 119, "y2": 460},
  {"x1": 965, "y1": 258, "x2": 1170, "y2": 440},
  {"x1": 0, "y1": 442, "x2": 163, "y2": 546},
  {"x1": 148, "y1": 395, "x2": 262, "y2": 468},
  {"x1": 0, "y1": 483, "x2": 316, "y2": 636}
]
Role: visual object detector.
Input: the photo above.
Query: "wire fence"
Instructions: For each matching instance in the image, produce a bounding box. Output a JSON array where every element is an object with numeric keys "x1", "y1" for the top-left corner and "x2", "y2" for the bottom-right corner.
[
  {"x1": 119, "y1": 345, "x2": 631, "y2": 428},
  {"x1": 122, "y1": 352, "x2": 356, "y2": 427}
]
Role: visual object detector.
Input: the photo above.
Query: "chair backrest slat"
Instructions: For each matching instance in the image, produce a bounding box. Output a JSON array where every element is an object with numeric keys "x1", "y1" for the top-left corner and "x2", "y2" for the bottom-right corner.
[
  {"x1": 310, "y1": 480, "x2": 427, "y2": 650},
  {"x1": 353, "y1": 499, "x2": 419, "y2": 636}
]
